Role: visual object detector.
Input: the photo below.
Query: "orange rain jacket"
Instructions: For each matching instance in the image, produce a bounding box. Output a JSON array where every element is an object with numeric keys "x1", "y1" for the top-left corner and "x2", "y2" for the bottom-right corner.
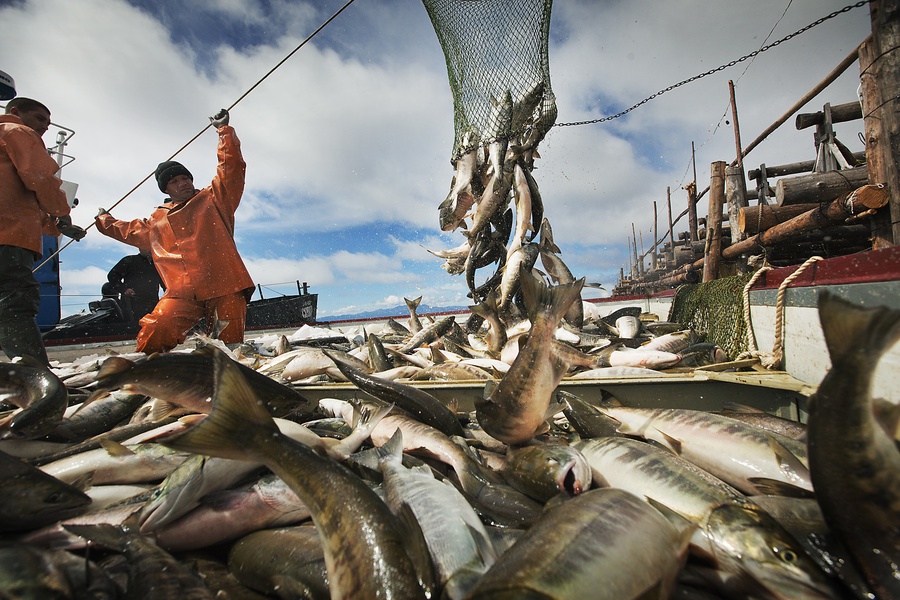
[
  {"x1": 0, "y1": 114, "x2": 69, "y2": 257},
  {"x1": 96, "y1": 126, "x2": 254, "y2": 301}
]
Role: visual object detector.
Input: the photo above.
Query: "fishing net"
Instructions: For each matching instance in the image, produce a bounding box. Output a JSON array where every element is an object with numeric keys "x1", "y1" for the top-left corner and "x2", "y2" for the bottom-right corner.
[
  {"x1": 668, "y1": 274, "x2": 755, "y2": 360},
  {"x1": 422, "y1": 0, "x2": 556, "y2": 162}
]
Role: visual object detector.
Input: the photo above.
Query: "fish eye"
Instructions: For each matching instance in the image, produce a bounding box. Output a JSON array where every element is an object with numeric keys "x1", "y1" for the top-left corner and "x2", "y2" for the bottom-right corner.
[
  {"x1": 45, "y1": 492, "x2": 64, "y2": 504},
  {"x1": 774, "y1": 547, "x2": 799, "y2": 564}
]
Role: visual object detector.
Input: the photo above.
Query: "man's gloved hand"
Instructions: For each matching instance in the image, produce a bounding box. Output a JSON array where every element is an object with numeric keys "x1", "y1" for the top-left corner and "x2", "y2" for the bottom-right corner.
[
  {"x1": 209, "y1": 108, "x2": 229, "y2": 129},
  {"x1": 96, "y1": 207, "x2": 110, "y2": 218},
  {"x1": 56, "y1": 215, "x2": 87, "y2": 241}
]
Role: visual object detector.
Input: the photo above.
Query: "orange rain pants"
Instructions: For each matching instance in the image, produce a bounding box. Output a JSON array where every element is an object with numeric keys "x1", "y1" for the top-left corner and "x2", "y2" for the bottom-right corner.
[{"x1": 136, "y1": 290, "x2": 247, "y2": 354}]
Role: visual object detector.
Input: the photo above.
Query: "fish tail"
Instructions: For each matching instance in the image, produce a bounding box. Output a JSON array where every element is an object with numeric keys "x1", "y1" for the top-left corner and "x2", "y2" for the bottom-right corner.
[
  {"x1": 520, "y1": 268, "x2": 585, "y2": 324},
  {"x1": 374, "y1": 428, "x2": 404, "y2": 465},
  {"x1": 818, "y1": 291, "x2": 900, "y2": 366},
  {"x1": 158, "y1": 348, "x2": 277, "y2": 462},
  {"x1": 63, "y1": 523, "x2": 128, "y2": 552}
]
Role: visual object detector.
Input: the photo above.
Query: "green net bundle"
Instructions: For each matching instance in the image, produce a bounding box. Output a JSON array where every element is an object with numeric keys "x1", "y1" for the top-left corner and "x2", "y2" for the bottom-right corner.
[{"x1": 668, "y1": 274, "x2": 755, "y2": 360}]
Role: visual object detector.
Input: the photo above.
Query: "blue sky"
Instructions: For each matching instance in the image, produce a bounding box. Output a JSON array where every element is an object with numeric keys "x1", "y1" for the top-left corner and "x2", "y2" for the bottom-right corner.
[{"x1": 0, "y1": 0, "x2": 871, "y2": 318}]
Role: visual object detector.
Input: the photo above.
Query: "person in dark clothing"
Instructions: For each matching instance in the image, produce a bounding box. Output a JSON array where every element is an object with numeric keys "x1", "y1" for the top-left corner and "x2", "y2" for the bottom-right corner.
[{"x1": 101, "y1": 249, "x2": 163, "y2": 321}]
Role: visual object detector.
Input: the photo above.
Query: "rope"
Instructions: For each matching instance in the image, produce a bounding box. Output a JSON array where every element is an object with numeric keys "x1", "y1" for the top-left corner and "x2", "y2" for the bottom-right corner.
[
  {"x1": 554, "y1": 1, "x2": 868, "y2": 128},
  {"x1": 740, "y1": 264, "x2": 772, "y2": 357},
  {"x1": 740, "y1": 255, "x2": 823, "y2": 369},
  {"x1": 35, "y1": 0, "x2": 358, "y2": 273}
]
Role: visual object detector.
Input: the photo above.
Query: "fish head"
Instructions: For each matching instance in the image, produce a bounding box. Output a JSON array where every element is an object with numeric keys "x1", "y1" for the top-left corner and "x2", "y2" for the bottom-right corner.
[
  {"x1": 0, "y1": 462, "x2": 92, "y2": 532},
  {"x1": 705, "y1": 503, "x2": 842, "y2": 599},
  {"x1": 505, "y1": 444, "x2": 592, "y2": 501}
]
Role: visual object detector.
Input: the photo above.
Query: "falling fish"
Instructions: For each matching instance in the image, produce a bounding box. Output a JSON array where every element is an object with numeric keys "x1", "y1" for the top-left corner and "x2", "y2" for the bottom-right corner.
[{"x1": 477, "y1": 270, "x2": 584, "y2": 445}]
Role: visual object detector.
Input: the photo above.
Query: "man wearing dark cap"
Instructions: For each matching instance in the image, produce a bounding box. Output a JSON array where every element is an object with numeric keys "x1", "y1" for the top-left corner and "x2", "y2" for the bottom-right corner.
[{"x1": 95, "y1": 109, "x2": 254, "y2": 353}]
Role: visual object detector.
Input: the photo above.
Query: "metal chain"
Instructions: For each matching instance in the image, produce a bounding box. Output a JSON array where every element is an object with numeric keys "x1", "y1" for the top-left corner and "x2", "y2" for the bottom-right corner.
[{"x1": 555, "y1": 1, "x2": 869, "y2": 128}]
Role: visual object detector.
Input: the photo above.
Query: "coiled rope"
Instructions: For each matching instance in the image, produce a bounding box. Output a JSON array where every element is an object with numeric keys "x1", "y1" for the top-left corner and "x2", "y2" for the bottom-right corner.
[{"x1": 740, "y1": 255, "x2": 824, "y2": 369}]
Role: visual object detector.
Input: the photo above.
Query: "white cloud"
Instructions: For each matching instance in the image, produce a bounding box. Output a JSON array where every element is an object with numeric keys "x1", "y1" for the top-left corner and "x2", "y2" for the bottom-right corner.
[{"x1": 3, "y1": 0, "x2": 873, "y2": 318}]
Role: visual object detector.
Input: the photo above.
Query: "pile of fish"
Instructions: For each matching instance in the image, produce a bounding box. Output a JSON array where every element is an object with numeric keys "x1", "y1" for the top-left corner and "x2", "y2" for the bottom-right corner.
[{"x1": 0, "y1": 284, "x2": 897, "y2": 599}]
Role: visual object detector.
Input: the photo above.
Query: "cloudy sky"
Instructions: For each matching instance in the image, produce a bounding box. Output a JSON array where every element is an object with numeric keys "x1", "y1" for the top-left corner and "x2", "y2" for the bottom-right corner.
[{"x1": 1, "y1": 0, "x2": 871, "y2": 320}]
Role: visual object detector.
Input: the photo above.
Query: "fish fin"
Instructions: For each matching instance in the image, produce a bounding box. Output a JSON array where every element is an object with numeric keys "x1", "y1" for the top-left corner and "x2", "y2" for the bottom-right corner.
[
  {"x1": 467, "y1": 521, "x2": 498, "y2": 566},
  {"x1": 519, "y1": 268, "x2": 584, "y2": 325},
  {"x1": 873, "y1": 397, "x2": 900, "y2": 441},
  {"x1": 99, "y1": 439, "x2": 135, "y2": 457},
  {"x1": 587, "y1": 343, "x2": 619, "y2": 367},
  {"x1": 767, "y1": 436, "x2": 811, "y2": 488},
  {"x1": 269, "y1": 576, "x2": 316, "y2": 600},
  {"x1": 157, "y1": 348, "x2": 278, "y2": 461},
  {"x1": 645, "y1": 497, "x2": 695, "y2": 535},
  {"x1": 747, "y1": 477, "x2": 815, "y2": 498},
  {"x1": 79, "y1": 356, "x2": 138, "y2": 411},
  {"x1": 818, "y1": 291, "x2": 900, "y2": 366},
  {"x1": 178, "y1": 413, "x2": 206, "y2": 426},
  {"x1": 395, "y1": 502, "x2": 438, "y2": 598},
  {"x1": 720, "y1": 401, "x2": 764, "y2": 414},
  {"x1": 475, "y1": 381, "x2": 498, "y2": 410},
  {"x1": 542, "y1": 395, "x2": 566, "y2": 422},
  {"x1": 95, "y1": 356, "x2": 135, "y2": 380},
  {"x1": 148, "y1": 399, "x2": 183, "y2": 422},
  {"x1": 657, "y1": 430, "x2": 683, "y2": 455},
  {"x1": 69, "y1": 472, "x2": 94, "y2": 493}
]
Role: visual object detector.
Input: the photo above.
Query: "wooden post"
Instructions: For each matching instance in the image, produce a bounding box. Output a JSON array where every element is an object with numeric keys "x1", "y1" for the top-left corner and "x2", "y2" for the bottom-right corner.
[
  {"x1": 685, "y1": 182, "x2": 699, "y2": 242},
  {"x1": 631, "y1": 225, "x2": 639, "y2": 277},
  {"x1": 639, "y1": 230, "x2": 645, "y2": 275},
  {"x1": 729, "y1": 81, "x2": 744, "y2": 170},
  {"x1": 651, "y1": 201, "x2": 658, "y2": 271},
  {"x1": 725, "y1": 165, "x2": 749, "y2": 273},
  {"x1": 726, "y1": 165, "x2": 749, "y2": 243},
  {"x1": 703, "y1": 162, "x2": 726, "y2": 282},
  {"x1": 667, "y1": 186, "x2": 675, "y2": 266},
  {"x1": 861, "y1": 0, "x2": 900, "y2": 246}
]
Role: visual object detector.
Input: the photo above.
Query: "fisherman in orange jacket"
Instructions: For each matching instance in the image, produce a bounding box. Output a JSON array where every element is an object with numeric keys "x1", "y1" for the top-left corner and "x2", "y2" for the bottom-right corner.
[
  {"x1": 95, "y1": 109, "x2": 254, "y2": 354},
  {"x1": 1, "y1": 97, "x2": 86, "y2": 364}
]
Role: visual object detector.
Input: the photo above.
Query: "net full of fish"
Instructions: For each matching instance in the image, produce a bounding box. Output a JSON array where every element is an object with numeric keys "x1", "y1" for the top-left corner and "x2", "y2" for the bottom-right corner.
[{"x1": 1, "y1": 292, "x2": 895, "y2": 600}]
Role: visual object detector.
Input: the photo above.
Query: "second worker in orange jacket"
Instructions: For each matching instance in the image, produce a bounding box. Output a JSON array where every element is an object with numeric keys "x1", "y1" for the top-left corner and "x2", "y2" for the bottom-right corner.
[{"x1": 96, "y1": 109, "x2": 254, "y2": 354}]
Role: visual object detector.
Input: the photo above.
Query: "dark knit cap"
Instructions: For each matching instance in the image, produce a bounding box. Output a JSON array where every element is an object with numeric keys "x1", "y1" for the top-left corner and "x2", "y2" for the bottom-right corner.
[{"x1": 155, "y1": 161, "x2": 193, "y2": 192}]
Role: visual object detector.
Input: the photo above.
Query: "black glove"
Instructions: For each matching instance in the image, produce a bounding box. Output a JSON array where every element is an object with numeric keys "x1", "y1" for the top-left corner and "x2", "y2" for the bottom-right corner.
[
  {"x1": 56, "y1": 215, "x2": 86, "y2": 241},
  {"x1": 209, "y1": 108, "x2": 229, "y2": 129}
]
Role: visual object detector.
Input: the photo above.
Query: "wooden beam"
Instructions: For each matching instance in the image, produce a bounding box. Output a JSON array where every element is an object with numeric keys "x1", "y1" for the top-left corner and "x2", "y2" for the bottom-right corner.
[
  {"x1": 739, "y1": 203, "x2": 820, "y2": 235},
  {"x1": 775, "y1": 166, "x2": 869, "y2": 205}
]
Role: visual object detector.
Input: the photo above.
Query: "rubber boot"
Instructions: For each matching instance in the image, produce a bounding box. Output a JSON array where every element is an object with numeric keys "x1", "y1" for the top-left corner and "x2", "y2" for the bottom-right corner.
[{"x1": 0, "y1": 317, "x2": 50, "y2": 365}]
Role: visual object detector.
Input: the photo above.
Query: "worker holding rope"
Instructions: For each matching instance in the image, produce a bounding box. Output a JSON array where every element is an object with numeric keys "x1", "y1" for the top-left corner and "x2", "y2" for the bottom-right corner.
[{"x1": 95, "y1": 108, "x2": 254, "y2": 354}]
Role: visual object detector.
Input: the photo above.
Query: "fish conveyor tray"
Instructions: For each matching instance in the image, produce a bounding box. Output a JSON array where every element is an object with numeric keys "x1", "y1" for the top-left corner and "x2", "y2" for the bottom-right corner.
[{"x1": 293, "y1": 366, "x2": 816, "y2": 423}]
